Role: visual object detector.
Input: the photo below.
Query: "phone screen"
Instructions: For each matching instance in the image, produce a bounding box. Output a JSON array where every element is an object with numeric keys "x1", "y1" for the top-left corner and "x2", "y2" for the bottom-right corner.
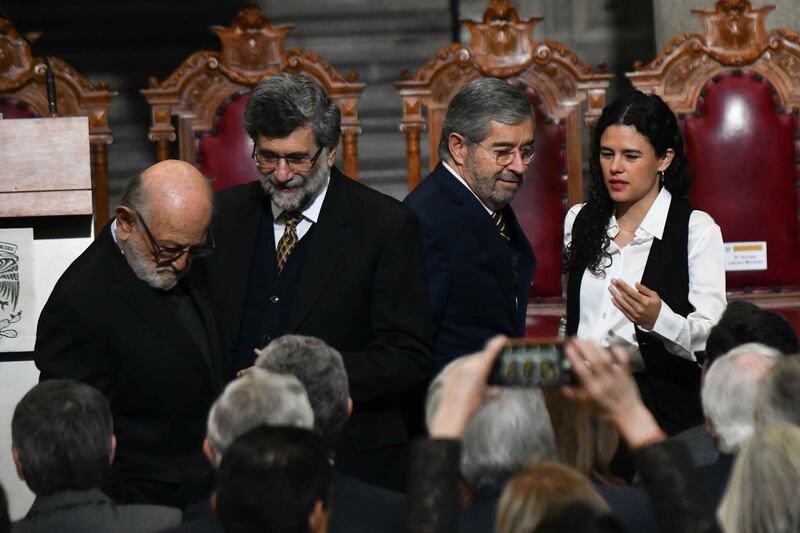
[{"x1": 488, "y1": 338, "x2": 574, "y2": 387}]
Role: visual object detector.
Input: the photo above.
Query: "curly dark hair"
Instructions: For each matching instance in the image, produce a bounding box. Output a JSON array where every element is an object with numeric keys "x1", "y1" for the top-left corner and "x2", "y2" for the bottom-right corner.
[{"x1": 563, "y1": 91, "x2": 692, "y2": 275}]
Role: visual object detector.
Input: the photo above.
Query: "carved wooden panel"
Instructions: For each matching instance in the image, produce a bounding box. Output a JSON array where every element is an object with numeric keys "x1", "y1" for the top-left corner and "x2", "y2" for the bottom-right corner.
[
  {"x1": 0, "y1": 18, "x2": 116, "y2": 231},
  {"x1": 141, "y1": 5, "x2": 365, "y2": 182}
]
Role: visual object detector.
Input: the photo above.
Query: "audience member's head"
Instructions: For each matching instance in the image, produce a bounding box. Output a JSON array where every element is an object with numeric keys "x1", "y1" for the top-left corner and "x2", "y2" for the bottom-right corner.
[
  {"x1": 532, "y1": 501, "x2": 627, "y2": 533},
  {"x1": 11, "y1": 380, "x2": 114, "y2": 496},
  {"x1": 718, "y1": 422, "x2": 800, "y2": 533},
  {"x1": 255, "y1": 335, "x2": 350, "y2": 451},
  {"x1": 204, "y1": 368, "x2": 313, "y2": 465},
  {"x1": 427, "y1": 358, "x2": 556, "y2": 492},
  {"x1": 542, "y1": 389, "x2": 623, "y2": 486},
  {"x1": 756, "y1": 355, "x2": 800, "y2": 428},
  {"x1": 701, "y1": 343, "x2": 780, "y2": 453},
  {"x1": 215, "y1": 426, "x2": 334, "y2": 533},
  {"x1": 705, "y1": 301, "x2": 798, "y2": 368},
  {"x1": 496, "y1": 461, "x2": 611, "y2": 533},
  {"x1": 116, "y1": 160, "x2": 214, "y2": 291}
]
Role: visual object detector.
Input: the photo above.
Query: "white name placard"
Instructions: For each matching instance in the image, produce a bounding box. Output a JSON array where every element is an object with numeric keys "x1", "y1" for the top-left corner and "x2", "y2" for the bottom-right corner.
[{"x1": 725, "y1": 241, "x2": 767, "y2": 271}]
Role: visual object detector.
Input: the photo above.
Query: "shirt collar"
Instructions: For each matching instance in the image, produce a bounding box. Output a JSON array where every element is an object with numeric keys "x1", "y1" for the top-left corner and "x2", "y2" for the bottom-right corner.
[
  {"x1": 442, "y1": 161, "x2": 494, "y2": 215},
  {"x1": 271, "y1": 173, "x2": 330, "y2": 223},
  {"x1": 607, "y1": 187, "x2": 671, "y2": 241}
]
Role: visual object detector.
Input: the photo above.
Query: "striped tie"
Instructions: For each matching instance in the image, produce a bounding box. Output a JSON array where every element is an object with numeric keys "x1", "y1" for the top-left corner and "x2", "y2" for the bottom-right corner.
[
  {"x1": 276, "y1": 212, "x2": 302, "y2": 272},
  {"x1": 491, "y1": 211, "x2": 511, "y2": 243}
]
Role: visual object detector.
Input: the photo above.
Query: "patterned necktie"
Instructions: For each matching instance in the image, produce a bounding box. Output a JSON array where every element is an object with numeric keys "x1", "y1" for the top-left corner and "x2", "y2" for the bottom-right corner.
[
  {"x1": 276, "y1": 212, "x2": 303, "y2": 272},
  {"x1": 491, "y1": 211, "x2": 511, "y2": 243}
]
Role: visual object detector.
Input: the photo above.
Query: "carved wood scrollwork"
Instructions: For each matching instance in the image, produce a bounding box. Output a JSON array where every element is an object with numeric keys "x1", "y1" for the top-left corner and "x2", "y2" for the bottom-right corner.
[
  {"x1": 0, "y1": 17, "x2": 116, "y2": 234},
  {"x1": 141, "y1": 5, "x2": 364, "y2": 179},
  {"x1": 395, "y1": 0, "x2": 611, "y2": 191},
  {"x1": 629, "y1": 0, "x2": 800, "y2": 114}
]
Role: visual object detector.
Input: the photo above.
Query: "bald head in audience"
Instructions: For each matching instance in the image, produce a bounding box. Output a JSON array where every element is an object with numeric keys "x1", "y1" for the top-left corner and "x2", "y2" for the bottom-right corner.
[{"x1": 114, "y1": 159, "x2": 214, "y2": 290}]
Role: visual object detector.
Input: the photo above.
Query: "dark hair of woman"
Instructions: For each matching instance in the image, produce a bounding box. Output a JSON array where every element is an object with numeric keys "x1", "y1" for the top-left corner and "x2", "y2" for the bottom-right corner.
[{"x1": 563, "y1": 91, "x2": 692, "y2": 276}]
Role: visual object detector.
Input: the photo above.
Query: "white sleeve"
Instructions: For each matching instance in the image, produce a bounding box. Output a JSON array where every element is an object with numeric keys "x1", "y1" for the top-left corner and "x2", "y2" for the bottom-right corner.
[{"x1": 648, "y1": 211, "x2": 727, "y2": 358}]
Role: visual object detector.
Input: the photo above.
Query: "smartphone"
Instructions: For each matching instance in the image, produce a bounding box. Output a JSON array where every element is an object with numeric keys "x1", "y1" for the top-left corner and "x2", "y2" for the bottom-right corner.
[{"x1": 488, "y1": 338, "x2": 574, "y2": 387}]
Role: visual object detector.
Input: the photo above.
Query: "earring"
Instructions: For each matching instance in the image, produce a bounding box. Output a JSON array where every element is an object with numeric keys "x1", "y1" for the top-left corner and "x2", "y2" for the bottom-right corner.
[{"x1": 657, "y1": 170, "x2": 665, "y2": 185}]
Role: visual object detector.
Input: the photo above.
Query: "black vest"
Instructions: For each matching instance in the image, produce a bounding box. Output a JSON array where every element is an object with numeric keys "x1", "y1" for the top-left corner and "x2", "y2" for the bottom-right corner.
[
  {"x1": 231, "y1": 209, "x2": 315, "y2": 374},
  {"x1": 566, "y1": 197, "x2": 703, "y2": 431}
]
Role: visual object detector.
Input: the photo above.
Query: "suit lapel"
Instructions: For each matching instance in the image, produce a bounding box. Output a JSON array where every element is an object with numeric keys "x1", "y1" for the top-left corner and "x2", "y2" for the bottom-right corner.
[
  {"x1": 435, "y1": 166, "x2": 518, "y2": 325},
  {"x1": 289, "y1": 168, "x2": 354, "y2": 331},
  {"x1": 185, "y1": 262, "x2": 228, "y2": 391},
  {"x1": 216, "y1": 182, "x2": 265, "y2": 348},
  {"x1": 504, "y1": 205, "x2": 536, "y2": 332},
  {"x1": 105, "y1": 232, "x2": 214, "y2": 388}
]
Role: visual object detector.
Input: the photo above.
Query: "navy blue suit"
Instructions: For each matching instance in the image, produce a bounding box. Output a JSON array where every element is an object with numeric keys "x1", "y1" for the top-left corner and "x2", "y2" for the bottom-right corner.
[{"x1": 404, "y1": 163, "x2": 535, "y2": 367}]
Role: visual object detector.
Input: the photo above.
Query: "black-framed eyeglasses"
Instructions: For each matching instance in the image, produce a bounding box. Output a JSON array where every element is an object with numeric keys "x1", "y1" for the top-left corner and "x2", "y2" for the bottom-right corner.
[
  {"x1": 475, "y1": 143, "x2": 536, "y2": 166},
  {"x1": 251, "y1": 145, "x2": 324, "y2": 173},
  {"x1": 134, "y1": 212, "x2": 215, "y2": 266}
]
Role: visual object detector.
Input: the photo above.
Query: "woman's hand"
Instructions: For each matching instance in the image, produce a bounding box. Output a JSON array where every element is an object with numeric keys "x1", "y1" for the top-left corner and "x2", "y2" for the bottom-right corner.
[
  {"x1": 609, "y1": 279, "x2": 662, "y2": 330},
  {"x1": 562, "y1": 338, "x2": 665, "y2": 450}
]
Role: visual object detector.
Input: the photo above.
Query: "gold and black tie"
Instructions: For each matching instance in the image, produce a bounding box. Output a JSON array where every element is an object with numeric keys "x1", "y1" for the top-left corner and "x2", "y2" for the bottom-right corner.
[
  {"x1": 491, "y1": 210, "x2": 511, "y2": 243},
  {"x1": 276, "y1": 212, "x2": 302, "y2": 272}
]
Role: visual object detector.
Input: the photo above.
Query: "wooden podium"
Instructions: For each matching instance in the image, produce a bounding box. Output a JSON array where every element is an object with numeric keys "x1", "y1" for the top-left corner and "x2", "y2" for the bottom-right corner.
[{"x1": 0, "y1": 116, "x2": 93, "y2": 219}]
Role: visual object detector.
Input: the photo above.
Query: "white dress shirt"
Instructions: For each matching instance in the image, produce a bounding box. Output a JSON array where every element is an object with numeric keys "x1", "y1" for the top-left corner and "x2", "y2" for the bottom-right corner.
[
  {"x1": 562, "y1": 188, "x2": 726, "y2": 368},
  {"x1": 271, "y1": 175, "x2": 330, "y2": 249}
]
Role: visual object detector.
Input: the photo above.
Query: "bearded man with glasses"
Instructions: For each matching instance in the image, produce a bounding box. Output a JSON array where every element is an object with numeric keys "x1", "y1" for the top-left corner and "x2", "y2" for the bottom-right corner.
[
  {"x1": 35, "y1": 159, "x2": 229, "y2": 510},
  {"x1": 205, "y1": 73, "x2": 434, "y2": 492},
  {"x1": 404, "y1": 78, "x2": 537, "y2": 368}
]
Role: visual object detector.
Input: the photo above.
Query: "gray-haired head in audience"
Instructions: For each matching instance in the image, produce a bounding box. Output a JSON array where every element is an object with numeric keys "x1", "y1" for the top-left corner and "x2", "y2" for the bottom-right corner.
[
  {"x1": 756, "y1": 353, "x2": 800, "y2": 428},
  {"x1": 701, "y1": 342, "x2": 780, "y2": 454},
  {"x1": 205, "y1": 367, "x2": 313, "y2": 465},
  {"x1": 255, "y1": 334, "x2": 350, "y2": 451},
  {"x1": 426, "y1": 356, "x2": 556, "y2": 490}
]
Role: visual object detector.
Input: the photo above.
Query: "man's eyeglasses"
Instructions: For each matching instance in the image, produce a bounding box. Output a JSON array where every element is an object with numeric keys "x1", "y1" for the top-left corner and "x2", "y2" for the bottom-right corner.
[
  {"x1": 134, "y1": 212, "x2": 215, "y2": 266},
  {"x1": 476, "y1": 143, "x2": 536, "y2": 166},
  {"x1": 252, "y1": 145, "x2": 324, "y2": 173}
]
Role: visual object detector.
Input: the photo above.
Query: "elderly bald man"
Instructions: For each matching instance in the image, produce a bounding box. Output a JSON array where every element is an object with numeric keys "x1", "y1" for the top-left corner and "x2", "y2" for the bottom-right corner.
[{"x1": 35, "y1": 160, "x2": 229, "y2": 509}]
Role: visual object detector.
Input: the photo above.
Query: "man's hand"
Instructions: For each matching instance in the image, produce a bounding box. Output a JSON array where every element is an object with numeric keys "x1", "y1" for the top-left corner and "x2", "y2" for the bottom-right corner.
[
  {"x1": 429, "y1": 335, "x2": 505, "y2": 439},
  {"x1": 609, "y1": 280, "x2": 662, "y2": 330},
  {"x1": 562, "y1": 338, "x2": 665, "y2": 450}
]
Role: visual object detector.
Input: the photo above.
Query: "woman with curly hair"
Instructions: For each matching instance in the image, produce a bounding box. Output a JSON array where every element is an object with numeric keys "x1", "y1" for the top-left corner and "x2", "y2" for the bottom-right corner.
[{"x1": 562, "y1": 91, "x2": 726, "y2": 434}]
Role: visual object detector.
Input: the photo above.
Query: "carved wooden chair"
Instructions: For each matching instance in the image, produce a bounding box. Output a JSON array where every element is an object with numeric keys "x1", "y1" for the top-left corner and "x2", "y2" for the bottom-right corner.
[
  {"x1": 0, "y1": 18, "x2": 116, "y2": 233},
  {"x1": 627, "y1": 0, "x2": 800, "y2": 328},
  {"x1": 395, "y1": 0, "x2": 612, "y2": 336},
  {"x1": 142, "y1": 5, "x2": 365, "y2": 191}
]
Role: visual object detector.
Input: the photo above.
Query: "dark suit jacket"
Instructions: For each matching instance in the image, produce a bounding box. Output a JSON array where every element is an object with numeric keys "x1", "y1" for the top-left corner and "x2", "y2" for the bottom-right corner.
[
  {"x1": 330, "y1": 472, "x2": 407, "y2": 533},
  {"x1": 404, "y1": 163, "x2": 535, "y2": 367},
  {"x1": 35, "y1": 225, "x2": 229, "y2": 508},
  {"x1": 205, "y1": 168, "x2": 434, "y2": 490},
  {"x1": 12, "y1": 489, "x2": 180, "y2": 533}
]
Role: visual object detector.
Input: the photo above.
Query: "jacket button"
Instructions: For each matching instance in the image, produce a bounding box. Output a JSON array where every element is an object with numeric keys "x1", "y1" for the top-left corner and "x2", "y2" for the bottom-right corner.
[{"x1": 269, "y1": 295, "x2": 280, "y2": 303}]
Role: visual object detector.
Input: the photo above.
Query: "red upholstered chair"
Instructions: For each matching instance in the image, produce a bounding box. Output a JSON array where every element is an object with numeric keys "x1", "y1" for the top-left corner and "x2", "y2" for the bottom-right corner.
[
  {"x1": 395, "y1": 0, "x2": 611, "y2": 336},
  {"x1": 141, "y1": 6, "x2": 365, "y2": 192},
  {"x1": 0, "y1": 18, "x2": 116, "y2": 233},
  {"x1": 627, "y1": 0, "x2": 800, "y2": 329}
]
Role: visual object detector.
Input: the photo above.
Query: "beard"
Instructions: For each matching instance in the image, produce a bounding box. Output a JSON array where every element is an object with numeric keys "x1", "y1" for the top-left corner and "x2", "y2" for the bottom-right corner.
[
  {"x1": 120, "y1": 238, "x2": 183, "y2": 291},
  {"x1": 464, "y1": 153, "x2": 524, "y2": 211},
  {"x1": 259, "y1": 152, "x2": 330, "y2": 212}
]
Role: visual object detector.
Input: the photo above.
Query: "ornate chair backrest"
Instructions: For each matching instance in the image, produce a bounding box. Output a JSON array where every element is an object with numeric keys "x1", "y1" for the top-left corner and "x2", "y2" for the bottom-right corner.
[
  {"x1": 0, "y1": 18, "x2": 116, "y2": 233},
  {"x1": 627, "y1": 0, "x2": 800, "y2": 321},
  {"x1": 395, "y1": 0, "x2": 611, "y2": 335},
  {"x1": 141, "y1": 6, "x2": 365, "y2": 192}
]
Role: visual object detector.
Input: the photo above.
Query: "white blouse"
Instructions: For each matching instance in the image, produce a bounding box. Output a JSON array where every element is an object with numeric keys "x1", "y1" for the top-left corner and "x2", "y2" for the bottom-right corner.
[{"x1": 562, "y1": 188, "x2": 726, "y2": 368}]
